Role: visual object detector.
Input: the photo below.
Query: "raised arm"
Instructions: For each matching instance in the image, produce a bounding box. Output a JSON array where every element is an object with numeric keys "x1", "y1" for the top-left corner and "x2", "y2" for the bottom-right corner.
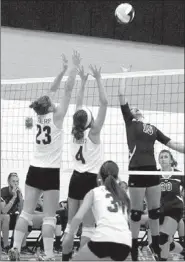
[
  {"x1": 25, "y1": 55, "x2": 68, "y2": 129},
  {"x1": 166, "y1": 140, "x2": 184, "y2": 154},
  {"x1": 118, "y1": 76, "x2": 133, "y2": 124},
  {"x1": 75, "y1": 66, "x2": 89, "y2": 111},
  {"x1": 48, "y1": 54, "x2": 68, "y2": 100},
  {"x1": 56, "y1": 50, "x2": 81, "y2": 121},
  {"x1": 156, "y1": 128, "x2": 184, "y2": 154},
  {"x1": 89, "y1": 65, "x2": 108, "y2": 140}
]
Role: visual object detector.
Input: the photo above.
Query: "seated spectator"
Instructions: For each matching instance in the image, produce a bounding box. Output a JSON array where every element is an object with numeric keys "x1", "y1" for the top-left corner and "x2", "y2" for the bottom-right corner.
[
  {"x1": 1, "y1": 173, "x2": 32, "y2": 254},
  {"x1": 1, "y1": 197, "x2": 10, "y2": 254}
]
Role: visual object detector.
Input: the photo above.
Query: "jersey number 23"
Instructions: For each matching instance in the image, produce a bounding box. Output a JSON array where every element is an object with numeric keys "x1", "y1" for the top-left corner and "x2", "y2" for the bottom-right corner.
[{"x1": 36, "y1": 124, "x2": 51, "y2": 145}]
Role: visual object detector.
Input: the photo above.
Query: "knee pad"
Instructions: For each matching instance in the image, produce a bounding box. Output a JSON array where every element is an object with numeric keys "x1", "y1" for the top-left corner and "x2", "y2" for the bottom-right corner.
[
  {"x1": 19, "y1": 211, "x2": 33, "y2": 223},
  {"x1": 43, "y1": 216, "x2": 56, "y2": 229},
  {"x1": 130, "y1": 210, "x2": 143, "y2": 222},
  {"x1": 159, "y1": 232, "x2": 169, "y2": 245},
  {"x1": 148, "y1": 208, "x2": 160, "y2": 219},
  {"x1": 170, "y1": 242, "x2": 175, "y2": 251},
  {"x1": 56, "y1": 214, "x2": 61, "y2": 225},
  {"x1": 81, "y1": 227, "x2": 95, "y2": 238}
]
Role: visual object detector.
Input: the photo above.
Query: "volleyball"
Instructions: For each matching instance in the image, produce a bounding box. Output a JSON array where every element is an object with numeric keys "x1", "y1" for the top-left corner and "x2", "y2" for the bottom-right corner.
[{"x1": 115, "y1": 3, "x2": 135, "y2": 24}]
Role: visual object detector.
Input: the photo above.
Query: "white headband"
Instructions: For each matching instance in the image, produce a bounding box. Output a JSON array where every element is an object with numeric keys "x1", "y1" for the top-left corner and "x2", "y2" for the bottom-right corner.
[{"x1": 81, "y1": 106, "x2": 92, "y2": 128}]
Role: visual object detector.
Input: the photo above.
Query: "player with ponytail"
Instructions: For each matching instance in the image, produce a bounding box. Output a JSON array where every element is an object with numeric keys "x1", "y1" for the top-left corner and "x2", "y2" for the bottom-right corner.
[
  {"x1": 62, "y1": 160, "x2": 131, "y2": 261},
  {"x1": 62, "y1": 65, "x2": 108, "y2": 261},
  {"x1": 8, "y1": 51, "x2": 81, "y2": 261}
]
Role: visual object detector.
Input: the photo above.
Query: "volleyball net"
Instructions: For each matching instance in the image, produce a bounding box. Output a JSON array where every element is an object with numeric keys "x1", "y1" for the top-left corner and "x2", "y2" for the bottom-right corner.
[{"x1": 1, "y1": 69, "x2": 184, "y2": 197}]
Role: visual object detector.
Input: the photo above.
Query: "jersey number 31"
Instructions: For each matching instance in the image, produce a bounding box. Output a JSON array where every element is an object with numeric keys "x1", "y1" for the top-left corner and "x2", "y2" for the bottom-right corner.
[{"x1": 75, "y1": 146, "x2": 85, "y2": 164}]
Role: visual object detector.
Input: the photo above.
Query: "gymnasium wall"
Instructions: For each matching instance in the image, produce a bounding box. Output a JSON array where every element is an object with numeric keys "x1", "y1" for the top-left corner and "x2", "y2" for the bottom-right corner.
[{"x1": 1, "y1": 0, "x2": 184, "y2": 47}]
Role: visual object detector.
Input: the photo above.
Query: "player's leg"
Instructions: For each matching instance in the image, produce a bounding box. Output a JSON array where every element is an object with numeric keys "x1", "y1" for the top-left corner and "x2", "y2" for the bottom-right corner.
[
  {"x1": 79, "y1": 200, "x2": 95, "y2": 248},
  {"x1": 146, "y1": 183, "x2": 161, "y2": 255},
  {"x1": 41, "y1": 189, "x2": 59, "y2": 260},
  {"x1": 178, "y1": 218, "x2": 185, "y2": 247},
  {"x1": 64, "y1": 171, "x2": 81, "y2": 237},
  {"x1": 159, "y1": 216, "x2": 178, "y2": 260},
  {"x1": 129, "y1": 186, "x2": 146, "y2": 261},
  {"x1": 8, "y1": 184, "x2": 41, "y2": 261},
  {"x1": 78, "y1": 172, "x2": 97, "y2": 249}
]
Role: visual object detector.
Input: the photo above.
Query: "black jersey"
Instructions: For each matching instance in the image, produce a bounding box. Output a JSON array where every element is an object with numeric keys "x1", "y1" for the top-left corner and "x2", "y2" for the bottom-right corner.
[
  {"x1": 159, "y1": 169, "x2": 184, "y2": 211},
  {"x1": 120, "y1": 103, "x2": 170, "y2": 169}
]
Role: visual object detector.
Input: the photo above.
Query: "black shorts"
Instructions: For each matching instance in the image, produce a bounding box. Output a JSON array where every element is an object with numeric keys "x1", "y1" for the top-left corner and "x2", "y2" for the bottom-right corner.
[
  {"x1": 128, "y1": 166, "x2": 160, "y2": 187},
  {"x1": 160, "y1": 208, "x2": 183, "y2": 224},
  {"x1": 25, "y1": 165, "x2": 60, "y2": 191},
  {"x1": 68, "y1": 170, "x2": 97, "y2": 200},
  {"x1": 88, "y1": 241, "x2": 130, "y2": 261}
]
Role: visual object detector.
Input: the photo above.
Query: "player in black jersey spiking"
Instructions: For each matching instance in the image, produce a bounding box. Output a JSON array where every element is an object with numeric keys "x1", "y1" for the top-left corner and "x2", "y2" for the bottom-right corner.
[
  {"x1": 158, "y1": 150, "x2": 185, "y2": 261},
  {"x1": 119, "y1": 78, "x2": 184, "y2": 261}
]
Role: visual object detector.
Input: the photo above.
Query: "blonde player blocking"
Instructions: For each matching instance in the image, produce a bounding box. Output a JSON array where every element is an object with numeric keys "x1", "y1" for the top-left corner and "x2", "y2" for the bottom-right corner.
[
  {"x1": 8, "y1": 51, "x2": 81, "y2": 261},
  {"x1": 62, "y1": 65, "x2": 108, "y2": 261},
  {"x1": 63, "y1": 161, "x2": 131, "y2": 261}
]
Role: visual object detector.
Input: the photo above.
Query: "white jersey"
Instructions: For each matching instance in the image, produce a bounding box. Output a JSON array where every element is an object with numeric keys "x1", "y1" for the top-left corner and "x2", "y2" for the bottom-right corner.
[
  {"x1": 71, "y1": 130, "x2": 102, "y2": 173},
  {"x1": 30, "y1": 112, "x2": 63, "y2": 168},
  {"x1": 91, "y1": 186, "x2": 132, "y2": 247}
]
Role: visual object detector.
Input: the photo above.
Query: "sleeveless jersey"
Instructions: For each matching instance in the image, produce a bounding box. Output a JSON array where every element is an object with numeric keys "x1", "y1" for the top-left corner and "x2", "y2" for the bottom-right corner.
[
  {"x1": 71, "y1": 130, "x2": 102, "y2": 173},
  {"x1": 91, "y1": 186, "x2": 132, "y2": 247},
  {"x1": 30, "y1": 112, "x2": 63, "y2": 168}
]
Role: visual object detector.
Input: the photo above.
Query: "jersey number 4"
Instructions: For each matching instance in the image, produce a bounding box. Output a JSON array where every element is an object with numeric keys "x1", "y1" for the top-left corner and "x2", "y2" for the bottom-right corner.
[
  {"x1": 75, "y1": 146, "x2": 85, "y2": 164},
  {"x1": 36, "y1": 124, "x2": 51, "y2": 145},
  {"x1": 106, "y1": 193, "x2": 118, "y2": 213}
]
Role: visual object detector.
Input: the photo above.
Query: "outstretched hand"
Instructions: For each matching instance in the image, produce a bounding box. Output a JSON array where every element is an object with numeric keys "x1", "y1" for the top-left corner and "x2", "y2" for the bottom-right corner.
[
  {"x1": 61, "y1": 54, "x2": 68, "y2": 72},
  {"x1": 89, "y1": 65, "x2": 101, "y2": 80},
  {"x1": 72, "y1": 50, "x2": 82, "y2": 67},
  {"x1": 78, "y1": 65, "x2": 89, "y2": 83}
]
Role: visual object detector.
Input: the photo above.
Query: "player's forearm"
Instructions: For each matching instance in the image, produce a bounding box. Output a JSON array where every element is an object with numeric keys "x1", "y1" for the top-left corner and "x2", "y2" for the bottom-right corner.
[
  {"x1": 50, "y1": 68, "x2": 67, "y2": 93},
  {"x1": 76, "y1": 82, "x2": 86, "y2": 109},
  {"x1": 97, "y1": 78, "x2": 108, "y2": 106},
  {"x1": 65, "y1": 66, "x2": 78, "y2": 94},
  {"x1": 167, "y1": 140, "x2": 184, "y2": 154},
  {"x1": 118, "y1": 79, "x2": 128, "y2": 105}
]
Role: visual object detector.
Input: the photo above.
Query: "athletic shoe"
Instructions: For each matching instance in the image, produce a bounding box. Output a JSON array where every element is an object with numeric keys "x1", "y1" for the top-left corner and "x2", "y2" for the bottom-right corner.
[
  {"x1": 21, "y1": 246, "x2": 33, "y2": 254},
  {"x1": 8, "y1": 247, "x2": 20, "y2": 261}
]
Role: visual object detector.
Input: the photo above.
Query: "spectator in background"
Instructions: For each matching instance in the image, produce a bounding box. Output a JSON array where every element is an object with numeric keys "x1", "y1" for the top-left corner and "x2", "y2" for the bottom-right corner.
[
  {"x1": 1, "y1": 173, "x2": 32, "y2": 254},
  {"x1": 1, "y1": 197, "x2": 10, "y2": 254}
]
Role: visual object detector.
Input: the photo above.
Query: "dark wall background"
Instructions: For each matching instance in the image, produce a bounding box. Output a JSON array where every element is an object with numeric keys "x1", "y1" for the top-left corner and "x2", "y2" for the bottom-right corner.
[{"x1": 1, "y1": 0, "x2": 184, "y2": 47}]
